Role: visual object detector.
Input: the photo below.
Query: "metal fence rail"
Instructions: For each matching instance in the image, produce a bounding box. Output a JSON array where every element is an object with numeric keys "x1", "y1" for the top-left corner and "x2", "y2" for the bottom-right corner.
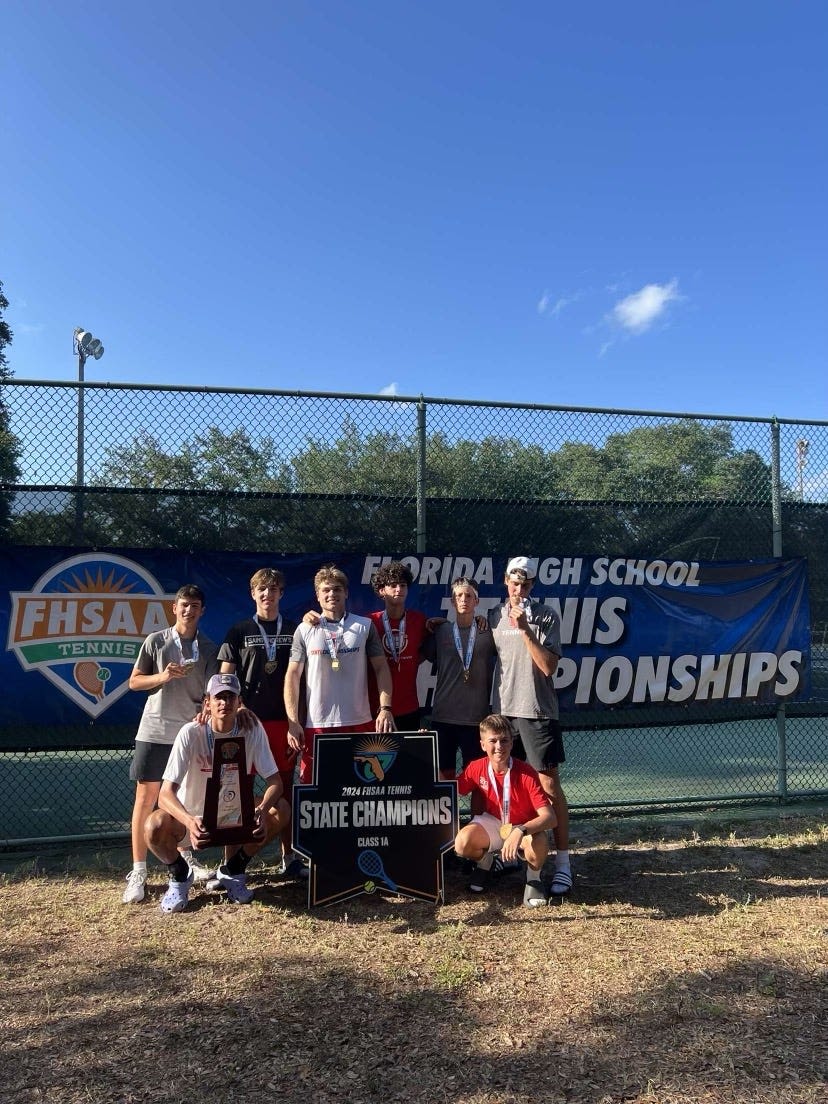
[{"x1": 1, "y1": 380, "x2": 826, "y2": 843}]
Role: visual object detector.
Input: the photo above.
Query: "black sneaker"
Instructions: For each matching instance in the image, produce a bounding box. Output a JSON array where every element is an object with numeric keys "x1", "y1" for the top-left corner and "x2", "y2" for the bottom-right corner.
[
  {"x1": 468, "y1": 864, "x2": 493, "y2": 893},
  {"x1": 492, "y1": 855, "x2": 522, "y2": 876}
]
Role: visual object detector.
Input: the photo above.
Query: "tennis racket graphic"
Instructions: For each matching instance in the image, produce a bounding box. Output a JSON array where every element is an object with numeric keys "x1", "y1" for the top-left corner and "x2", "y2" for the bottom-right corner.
[{"x1": 357, "y1": 849, "x2": 398, "y2": 892}]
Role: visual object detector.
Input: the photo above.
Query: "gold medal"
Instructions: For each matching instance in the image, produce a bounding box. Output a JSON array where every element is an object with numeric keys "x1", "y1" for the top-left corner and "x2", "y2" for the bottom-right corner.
[
  {"x1": 264, "y1": 661, "x2": 277, "y2": 674},
  {"x1": 499, "y1": 823, "x2": 513, "y2": 841},
  {"x1": 331, "y1": 659, "x2": 339, "y2": 670},
  {"x1": 463, "y1": 669, "x2": 470, "y2": 683}
]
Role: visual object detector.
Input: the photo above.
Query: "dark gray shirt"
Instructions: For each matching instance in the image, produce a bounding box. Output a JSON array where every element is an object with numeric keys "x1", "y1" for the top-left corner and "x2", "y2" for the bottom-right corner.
[{"x1": 421, "y1": 621, "x2": 496, "y2": 725}]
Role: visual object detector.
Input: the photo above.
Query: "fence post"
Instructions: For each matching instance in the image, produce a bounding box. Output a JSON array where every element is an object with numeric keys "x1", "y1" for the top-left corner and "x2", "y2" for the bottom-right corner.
[
  {"x1": 770, "y1": 418, "x2": 788, "y2": 803},
  {"x1": 416, "y1": 396, "x2": 427, "y2": 553}
]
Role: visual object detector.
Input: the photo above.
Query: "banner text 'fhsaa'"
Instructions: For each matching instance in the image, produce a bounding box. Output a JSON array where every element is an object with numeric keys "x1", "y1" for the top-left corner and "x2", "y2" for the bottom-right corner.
[{"x1": 299, "y1": 797, "x2": 454, "y2": 830}]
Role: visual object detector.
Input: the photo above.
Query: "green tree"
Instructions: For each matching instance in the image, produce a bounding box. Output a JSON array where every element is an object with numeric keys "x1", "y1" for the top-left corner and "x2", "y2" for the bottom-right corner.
[
  {"x1": 82, "y1": 427, "x2": 295, "y2": 549},
  {"x1": 10, "y1": 410, "x2": 779, "y2": 558}
]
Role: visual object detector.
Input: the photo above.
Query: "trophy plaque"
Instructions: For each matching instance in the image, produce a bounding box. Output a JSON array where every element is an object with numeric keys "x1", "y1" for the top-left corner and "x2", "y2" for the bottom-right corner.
[{"x1": 202, "y1": 735, "x2": 256, "y2": 845}]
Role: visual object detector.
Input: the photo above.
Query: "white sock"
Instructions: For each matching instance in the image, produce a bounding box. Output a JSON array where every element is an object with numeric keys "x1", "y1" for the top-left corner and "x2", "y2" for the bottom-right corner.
[
  {"x1": 554, "y1": 849, "x2": 570, "y2": 871},
  {"x1": 133, "y1": 861, "x2": 147, "y2": 874},
  {"x1": 476, "y1": 852, "x2": 495, "y2": 871}
]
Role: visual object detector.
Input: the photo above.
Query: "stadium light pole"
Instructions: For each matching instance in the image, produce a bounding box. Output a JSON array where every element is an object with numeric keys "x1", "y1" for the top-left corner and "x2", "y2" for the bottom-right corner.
[
  {"x1": 795, "y1": 438, "x2": 809, "y2": 502},
  {"x1": 73, "y1": 327, "x2": 105, "y2": 540}
]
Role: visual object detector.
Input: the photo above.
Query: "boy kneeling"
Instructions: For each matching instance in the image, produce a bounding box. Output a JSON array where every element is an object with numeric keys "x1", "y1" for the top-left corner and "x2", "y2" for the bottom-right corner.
[
  {"x1": 454, "y1": 714, "x2": 557, "y2": 907},
  {"x1": 145, "y1": 673, "x2": 290, "y2": 913}
]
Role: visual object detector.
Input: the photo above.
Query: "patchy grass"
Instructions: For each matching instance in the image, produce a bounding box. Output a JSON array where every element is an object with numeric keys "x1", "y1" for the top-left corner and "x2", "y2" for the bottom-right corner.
[{"x1": 1, "y1": 809, "x2": 826, "y2": 1104}]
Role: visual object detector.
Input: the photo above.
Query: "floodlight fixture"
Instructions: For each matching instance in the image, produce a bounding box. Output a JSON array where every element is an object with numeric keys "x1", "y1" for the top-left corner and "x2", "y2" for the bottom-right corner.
[{"x1": 73, "y1": 327, "x2": 104, "y2": 361}]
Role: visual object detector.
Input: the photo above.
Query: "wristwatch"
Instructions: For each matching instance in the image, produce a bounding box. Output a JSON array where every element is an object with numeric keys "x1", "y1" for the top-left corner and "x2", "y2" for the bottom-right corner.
[{"x1": 515, "y1": 825, "x2": 528, "y2": 837}]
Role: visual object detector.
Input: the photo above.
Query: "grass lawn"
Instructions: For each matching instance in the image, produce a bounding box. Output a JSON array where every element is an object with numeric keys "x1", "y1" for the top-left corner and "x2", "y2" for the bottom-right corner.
[{"x1": 1, "y1": 806, "x2": 826, "y2": 1104}]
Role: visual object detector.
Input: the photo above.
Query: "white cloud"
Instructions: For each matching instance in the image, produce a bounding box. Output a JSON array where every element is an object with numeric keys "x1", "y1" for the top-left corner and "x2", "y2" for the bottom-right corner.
[
  {"x1": 17, "y1": 323, "x2": 44, "y2": 335},
  {"x1": 611, "y1": 279, "x2": 680, "y2": 334},
  {"x1": 379, "y1": 382, "x2": 398, "y2": 396},
  {"x1": 538, "y1": 288, "x2": 583, "y2": 317}
]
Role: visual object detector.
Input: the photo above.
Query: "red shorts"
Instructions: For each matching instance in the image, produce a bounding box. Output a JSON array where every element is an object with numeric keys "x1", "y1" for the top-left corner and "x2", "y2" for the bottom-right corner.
[
  {"x1": 299, "y1": 720, "x2": 375, "y2": 783},
  {"x1": 262, "y1": 719, "x2": 296, "y2": 775}
]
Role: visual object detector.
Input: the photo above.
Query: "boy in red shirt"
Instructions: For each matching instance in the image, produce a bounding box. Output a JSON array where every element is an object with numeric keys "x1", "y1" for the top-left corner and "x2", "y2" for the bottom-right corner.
[
  {"x1": 454, "y1": 714, "x2": 557, "y2": 907},
  {"x1": 368, "y1": 561, "x2": 429, "y2": 731}
]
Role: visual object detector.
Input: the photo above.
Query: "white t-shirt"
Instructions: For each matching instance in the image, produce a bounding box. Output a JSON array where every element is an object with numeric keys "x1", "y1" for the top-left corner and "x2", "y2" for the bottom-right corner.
[
  {"x1": 290, "y1": 613, "x2": 383, "y2": 728},
  {"x1": 163, "y1": 719, "x2": 277, "y2": 816}
]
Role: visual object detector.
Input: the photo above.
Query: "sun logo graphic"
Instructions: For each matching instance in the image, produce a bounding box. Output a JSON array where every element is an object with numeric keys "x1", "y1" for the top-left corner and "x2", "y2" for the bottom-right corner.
[
  {"x1": 7, "y1": 553, "x2": 177, "y2": 718},
  {"x1": 352, "y1": 734, "x2": 399, "y2": 784}
]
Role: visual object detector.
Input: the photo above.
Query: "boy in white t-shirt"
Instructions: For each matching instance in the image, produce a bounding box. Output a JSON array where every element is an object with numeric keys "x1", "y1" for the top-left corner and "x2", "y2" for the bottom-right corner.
[{"x1": 144, "y1": 673, "x2": 289, "y2": 913}]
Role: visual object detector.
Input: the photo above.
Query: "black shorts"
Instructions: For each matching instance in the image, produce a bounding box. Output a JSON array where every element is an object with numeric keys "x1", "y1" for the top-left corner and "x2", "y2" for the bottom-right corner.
[
  {"x1": 129, "y1": 740, "x2": 173, "y2": 783},
  {"x1": 434, "y1": 722, "x2": 480, "y2": 773},
  {"x1": 507, "y1": 717, "x2": 565, "y2": 773},
  {"x1": 394, "y1": 708, "x2": 423, "y2": 732}
]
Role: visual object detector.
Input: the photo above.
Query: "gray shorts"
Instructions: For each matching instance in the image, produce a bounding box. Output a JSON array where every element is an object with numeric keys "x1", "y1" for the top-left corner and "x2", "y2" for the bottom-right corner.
[
  {"x1": 129, "y1": 740, "x2": 173, "y2": 782},
  {"x1": 507, "y1": 717, "x2": 565, "y2": 773}
]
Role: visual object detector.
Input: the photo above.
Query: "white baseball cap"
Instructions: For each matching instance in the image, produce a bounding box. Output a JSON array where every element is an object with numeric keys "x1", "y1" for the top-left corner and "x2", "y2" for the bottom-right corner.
[{"x1": 505, "y1": 556, "x2": 538, "y2": 580}]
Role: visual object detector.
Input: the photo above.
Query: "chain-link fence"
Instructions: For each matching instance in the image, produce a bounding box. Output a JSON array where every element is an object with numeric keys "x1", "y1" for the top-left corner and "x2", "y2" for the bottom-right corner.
[{"x1": 1, "y1": 380, "x2": 826, "y2": 843}]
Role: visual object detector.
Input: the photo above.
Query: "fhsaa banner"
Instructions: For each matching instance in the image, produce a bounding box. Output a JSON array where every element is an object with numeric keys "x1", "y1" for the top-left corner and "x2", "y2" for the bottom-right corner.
[{"x1": 0, "y1": 548, "x2": 811, "y2": 728}]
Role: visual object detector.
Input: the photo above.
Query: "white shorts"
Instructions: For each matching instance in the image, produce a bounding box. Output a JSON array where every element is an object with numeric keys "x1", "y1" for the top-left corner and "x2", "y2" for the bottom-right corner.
[{"x1": 471, "y1": 813, "x2": 507, "y2": 855}]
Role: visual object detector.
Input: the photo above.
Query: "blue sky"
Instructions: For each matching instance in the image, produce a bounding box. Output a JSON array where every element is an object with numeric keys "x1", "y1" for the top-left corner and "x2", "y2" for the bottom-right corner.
[{"x1": 3, "y1": 1, "x2": 826, "y2": 420}]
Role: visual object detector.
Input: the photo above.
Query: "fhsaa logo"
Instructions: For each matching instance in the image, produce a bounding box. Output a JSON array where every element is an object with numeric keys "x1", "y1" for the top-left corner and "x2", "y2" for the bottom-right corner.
[
  {"x1": 352, "y1": 735, "x2": 398, "y2": 784},
  {"x1": 7, "y1": 553, "x2": 177, "y2": 718}
]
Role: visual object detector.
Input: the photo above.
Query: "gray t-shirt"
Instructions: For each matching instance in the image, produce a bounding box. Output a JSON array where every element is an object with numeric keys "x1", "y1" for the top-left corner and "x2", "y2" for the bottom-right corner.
[
  {"x1": 421, "y1": 621, "x2": 496, "y2": 725},
  {"x1": 133, "y1": 628, "x2": 219, "y2": 745},
  {"x1": 490, "y1": 601, "x2": 561, "y2": 720}
]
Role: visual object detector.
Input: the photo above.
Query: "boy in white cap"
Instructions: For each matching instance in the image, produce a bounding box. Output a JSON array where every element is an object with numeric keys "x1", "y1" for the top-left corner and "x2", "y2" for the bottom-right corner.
[
  {"x1": 489, "y1": 556, "x2": 572, "y2": 899},
  {"x1": 144, "y1": 672, "x2": 290, "y2": 912}
]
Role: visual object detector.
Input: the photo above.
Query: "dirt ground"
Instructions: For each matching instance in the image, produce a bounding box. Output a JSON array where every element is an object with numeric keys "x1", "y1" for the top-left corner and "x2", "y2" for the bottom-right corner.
[{"x1": 1, "y1": 805, "x2": 826, "y2": 1104}]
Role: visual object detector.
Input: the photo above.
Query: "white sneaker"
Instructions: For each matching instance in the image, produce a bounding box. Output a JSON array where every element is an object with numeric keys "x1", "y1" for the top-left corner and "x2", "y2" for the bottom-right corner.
[
  {"x1": 180, "y1": 849, "x2": 215, "y2": 883},
  {"x1": 122, "y1": 869, "x2": 147, "y2": 904}
]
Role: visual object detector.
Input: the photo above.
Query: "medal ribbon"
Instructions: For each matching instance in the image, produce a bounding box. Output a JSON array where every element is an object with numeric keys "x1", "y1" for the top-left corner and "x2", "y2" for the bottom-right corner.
[
  {"x1": 171, "y1": 628, "x2": 199, "y2": 665},
  {"x1": 452, "y1": 621, "x2": 477, "y2": 679},
  {"x1": 206, "y1": 720, "x2": 238, "y2": 757},
  {"x1": 381, "y1": 611, "x2": 406, "y2": 666},
  {"x1": 254, "y1": 614, "x2": 283, "y2": 665},
  {"x1": 320, "y1": 614, "x2": 346, "y2": 665},
  {"x1": 487, "y1": 759, "x2": 512, "y2": 827}
]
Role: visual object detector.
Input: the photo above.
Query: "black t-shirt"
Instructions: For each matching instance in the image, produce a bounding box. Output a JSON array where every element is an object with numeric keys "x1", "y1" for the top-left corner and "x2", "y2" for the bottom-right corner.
[{"x1": 218, "y1": 616, "x2": 297, "y2": 721}]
